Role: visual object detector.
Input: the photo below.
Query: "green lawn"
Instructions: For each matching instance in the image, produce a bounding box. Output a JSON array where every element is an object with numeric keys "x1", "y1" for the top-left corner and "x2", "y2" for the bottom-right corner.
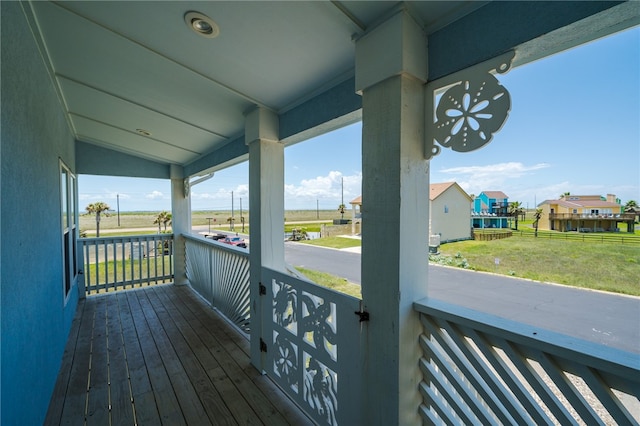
[
  {"x1": 85, "y1": 257, "x2": 173, "y2": 293},
  {"x1": 299, "y1": 233, "x2": 639, "y2": 296},
  {"x1": 438, "y1": 236, "x2": 640, "y2": 296},
  {"x1": 295, "y1": 267, "x2": 361, "y2": 299},
  {"x1": 299, "y1": 236, "x2": 362, "y2": 249}
]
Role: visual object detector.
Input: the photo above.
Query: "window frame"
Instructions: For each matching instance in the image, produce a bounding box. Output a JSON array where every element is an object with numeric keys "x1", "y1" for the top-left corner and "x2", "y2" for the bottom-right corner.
[{"x1": 60, "y1": 160, "x2": 78, "y2": 300}]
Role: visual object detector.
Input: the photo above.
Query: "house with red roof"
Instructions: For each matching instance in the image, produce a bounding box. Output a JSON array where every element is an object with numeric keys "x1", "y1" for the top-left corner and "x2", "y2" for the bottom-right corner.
[{"x1": 538, "y1": 194, "x2": 635, "y2": 232}]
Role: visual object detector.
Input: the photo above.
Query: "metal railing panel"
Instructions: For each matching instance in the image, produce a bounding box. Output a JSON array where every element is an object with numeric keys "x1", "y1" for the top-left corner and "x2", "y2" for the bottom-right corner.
[
  {"x1": 262, "y1": 267, "x2": 364, "y2": 426},
  {"x1": 80, "y1": 234, "x2": 174, "y2": 295},
  {"x1": 415, "y1": 298, "x2": 640, "y2": 425},
  {"x1": 183, "y1": 234, "x2": 250, "y2": 333}
]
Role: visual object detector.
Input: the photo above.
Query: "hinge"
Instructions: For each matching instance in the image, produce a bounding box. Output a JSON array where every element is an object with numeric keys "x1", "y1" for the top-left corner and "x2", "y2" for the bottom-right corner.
[
  {"x1": 259, "y1": 282, "x2": 266, "y2": 295},
  {"x1": 355, "y1": 300, "x2": 369, "y2": 322},
  {"x1": 354, "y1": 310, "x2": 370, "y2": 322},
  {"x1": 260, "y1": 338, "x2": 267, "y2": 353}
]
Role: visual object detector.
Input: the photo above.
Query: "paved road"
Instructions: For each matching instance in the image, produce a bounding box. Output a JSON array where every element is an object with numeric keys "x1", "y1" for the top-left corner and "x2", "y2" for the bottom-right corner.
[{"x1": 285, "y1": 242, "x2": 640, "y2": 354}]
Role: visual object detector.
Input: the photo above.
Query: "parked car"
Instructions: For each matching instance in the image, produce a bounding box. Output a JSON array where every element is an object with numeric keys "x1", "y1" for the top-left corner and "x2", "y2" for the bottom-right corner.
[
  {"x1": 206, "y1": 233, "x2": 227, "y2": 241},
  {"x1": 221, "y1": 237, "x2": 247, "y2": 248}
]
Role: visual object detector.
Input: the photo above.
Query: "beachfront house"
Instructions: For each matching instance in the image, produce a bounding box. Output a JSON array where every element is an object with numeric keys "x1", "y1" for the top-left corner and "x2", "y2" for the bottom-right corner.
[
  {"x1": 472, "y1": 190, "x2": 510, "y2": 229},
  {"x1": 2, "y1": 1, "x2": 638, "y2": 425},
  {"x1": 538, "y1": 194, "x2": 635, "y2": 232}
]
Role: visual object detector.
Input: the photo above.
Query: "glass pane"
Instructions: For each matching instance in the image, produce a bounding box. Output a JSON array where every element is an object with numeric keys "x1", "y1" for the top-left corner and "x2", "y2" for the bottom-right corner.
[
  {"x1": 70, "y1": 175, "x2": 76, "y2": 226},
  {"x1": 61, "y1": 168, "x2": 68, "y2": 230}
]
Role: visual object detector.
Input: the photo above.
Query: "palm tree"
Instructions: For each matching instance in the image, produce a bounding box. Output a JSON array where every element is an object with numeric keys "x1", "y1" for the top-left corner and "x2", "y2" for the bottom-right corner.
[
  {"x1": 508, "y1": 201, "x2": 524, "y2": 230},
  {"x1": 533, "y1": 208, "x2": 543, "y2": 237},
  {"x1": 153, "y1": 211, "x2": 170, "y2": 233},
  {"x1": 162, "y1": 212, "x2": 172, "y2": 232},
  {"x1": 85, "y1": 202, "x2": 110, "y2": 237},
  {"x1": 624, "y1": 200, "x2": 638, "y2": 212}
]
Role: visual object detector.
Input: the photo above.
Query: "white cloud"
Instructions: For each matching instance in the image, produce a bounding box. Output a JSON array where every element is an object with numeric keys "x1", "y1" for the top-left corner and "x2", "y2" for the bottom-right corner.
[
  {"x1": 191, "y1": 183, "x2": 249, "y2": 201},
  {"x1": 145, "y1": 190, "x2": 165, "y2": 200},
  {"x1": 285, "y1": 171, "x2": 362, "y2": 204},
  {"x1": 438, "y1": 162, "x2": 550, "y2": 197}
]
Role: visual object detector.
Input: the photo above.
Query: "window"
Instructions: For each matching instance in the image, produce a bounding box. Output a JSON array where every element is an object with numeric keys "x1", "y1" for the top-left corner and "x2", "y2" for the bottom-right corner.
[
  {"x1": 60, "y1": 161, "x2": 78, "y2": 297},
  {"x1": 444, "y1": 205, "x2": 449, "y2": 213}
]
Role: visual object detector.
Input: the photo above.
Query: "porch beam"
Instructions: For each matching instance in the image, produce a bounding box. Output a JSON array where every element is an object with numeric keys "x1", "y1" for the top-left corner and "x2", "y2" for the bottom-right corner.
[
  {"x1": 427, "y1": 1, "x2": 630, "y2": 80},
  {"x1": 356, "y1": 8, "x2": 429, "y2": 425},
  {"x1": 246, "y1": 107, "x2": 285, "y2": 371},
  {"x1": 170, "y1": 164, "x2": 190, "y2": 286}
]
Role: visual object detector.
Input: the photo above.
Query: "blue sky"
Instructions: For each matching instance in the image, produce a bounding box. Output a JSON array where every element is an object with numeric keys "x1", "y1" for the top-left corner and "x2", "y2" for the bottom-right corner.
[{"x1": 79, "y1": 26, "x2": 639, "y2": 212}]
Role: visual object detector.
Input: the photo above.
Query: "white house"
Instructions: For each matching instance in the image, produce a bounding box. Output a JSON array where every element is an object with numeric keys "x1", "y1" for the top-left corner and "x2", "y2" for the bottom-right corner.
[
  {"x1": 350, "y1": 182, "x2": 472, "y2": 243},
  {"x1": 429, "y1": 182, "x2": 473, "y2": 243}
]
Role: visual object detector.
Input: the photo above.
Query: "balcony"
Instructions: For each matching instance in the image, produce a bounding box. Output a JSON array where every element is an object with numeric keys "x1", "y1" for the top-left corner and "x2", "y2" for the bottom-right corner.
[
  {"x1": 549, "y1": 213, "x2": 636, "y2": 221},
  {"x1": 46, "y1": 233, "x2": 640, "y2": 425}
]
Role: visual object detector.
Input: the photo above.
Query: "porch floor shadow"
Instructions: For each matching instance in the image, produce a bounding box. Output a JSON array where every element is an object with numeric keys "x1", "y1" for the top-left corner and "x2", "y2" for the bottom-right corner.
[{"x1": 45, "y1": 284, "x2": 312, "y2": 425}]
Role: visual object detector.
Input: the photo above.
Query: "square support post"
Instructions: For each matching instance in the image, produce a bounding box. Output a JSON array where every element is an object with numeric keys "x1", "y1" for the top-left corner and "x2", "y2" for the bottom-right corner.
[
  {"x1": 171, "y1": 164, "x2": 191, "y2": 286},
  {"x1": 246, "y1": 107, "x2": 285, "y2": 371},
  {"x1": 356, "y1": 8, "x2": 429, "y2": 425}
]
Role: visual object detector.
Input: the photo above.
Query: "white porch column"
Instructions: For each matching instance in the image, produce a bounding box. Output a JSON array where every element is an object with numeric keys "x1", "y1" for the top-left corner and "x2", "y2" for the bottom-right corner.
[
  {"x1": 356, "y1": 9, "x2": 429, "y2": 425},
  {"x1": 170, "y1": 164, "x2": 191, "y2": 286},
  {"x1": 246, "y1": 107, "x2": 285, "y2": 371}
]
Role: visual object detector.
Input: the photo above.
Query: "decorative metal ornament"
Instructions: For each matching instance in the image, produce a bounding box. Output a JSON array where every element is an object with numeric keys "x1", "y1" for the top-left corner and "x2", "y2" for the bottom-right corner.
[
  {"x1": 426, "y1": 51, "x2": 515, "y2": 159},
  {"x1": 183, "y1": 178, "x2": 190, "y2": 198}
]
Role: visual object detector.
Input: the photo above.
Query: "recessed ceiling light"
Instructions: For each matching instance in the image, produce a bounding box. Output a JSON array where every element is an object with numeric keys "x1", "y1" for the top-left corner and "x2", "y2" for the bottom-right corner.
[
  {"x1": 184, "y1": 11, "x2": 219, "y2": 38},
  {"x1": 136, "y1": 129, "x2": 152, "y2": 136}
]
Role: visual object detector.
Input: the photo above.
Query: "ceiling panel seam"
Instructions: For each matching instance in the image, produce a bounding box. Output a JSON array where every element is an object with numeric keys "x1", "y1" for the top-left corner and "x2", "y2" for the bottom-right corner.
[
  {"x1": 69, "y1": 112, "x2": 202, "y2": 155},
  {"x1": 50, "y1": 1, "x2": 276, "y2": 111},
  {"x1": 56, "y1": 74, "x2": 230, "y2": 140}
]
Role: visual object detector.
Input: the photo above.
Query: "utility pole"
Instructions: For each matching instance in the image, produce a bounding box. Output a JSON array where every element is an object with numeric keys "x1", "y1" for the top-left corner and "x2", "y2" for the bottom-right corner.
[
  {"x1": 317, "y1": 199, "x2": 319, "y2": 219},
  {"x1": 117, "y1": 194, "x2": 120, "y2": 226},
  {"x1": 231, "y1": 191, "x2": 234, "y2": 231},
  {"x1": 240, "y1": 197, "x2": 244, "y2": 232}
]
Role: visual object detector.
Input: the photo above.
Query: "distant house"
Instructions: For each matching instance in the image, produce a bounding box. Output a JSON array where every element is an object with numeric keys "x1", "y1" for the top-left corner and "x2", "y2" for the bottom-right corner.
[
  {"x1": 538, "y1": 194, "x2": 634, "y2": 232},
  {"x1": 429, "y1": 182, "x2": 473, "y2": 242},
  {"x1": 472, "y1": 191, "x2": 510, "y2": 229},
  {"x1": 349, "y1": 182, "x2": 473, "y2": 243}
]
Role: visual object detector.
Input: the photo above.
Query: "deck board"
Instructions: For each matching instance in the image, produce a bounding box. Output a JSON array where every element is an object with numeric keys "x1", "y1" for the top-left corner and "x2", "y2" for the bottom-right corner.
[{"x1": 45, "y1": 284, "x2": 312, "y2": 426}]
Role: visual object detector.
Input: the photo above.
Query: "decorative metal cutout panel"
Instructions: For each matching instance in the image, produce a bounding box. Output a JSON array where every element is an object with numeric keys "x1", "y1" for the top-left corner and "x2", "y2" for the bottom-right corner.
[
  {"x1": 264, "y1": 268, "x2": 363, "y2": 426},
  {"x1": 426, "y1": 51, "x2": 515, "y2": 159}
]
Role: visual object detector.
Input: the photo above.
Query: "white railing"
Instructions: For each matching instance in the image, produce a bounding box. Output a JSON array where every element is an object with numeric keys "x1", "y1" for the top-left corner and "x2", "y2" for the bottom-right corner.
[
  {"x1": 183, "y1": 234, "x2": 250, "y2": 332},
  {"x1": 415, "y1": 298, "x2": 640, "y2": 425},
  {"x1": 262, "y1": 267, "x2": 364, "y2": 426},
  {"x1": 80, "y1": 234, "x2": 174, "y2": 295}
]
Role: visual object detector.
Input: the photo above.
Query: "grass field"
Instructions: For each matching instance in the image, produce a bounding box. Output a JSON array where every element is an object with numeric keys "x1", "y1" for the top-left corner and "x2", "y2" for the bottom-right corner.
[
  {"x1": 295, "y1": 267, "x2": 361, "y2": 299},
  {"x1": 300, "y1": 236, "x2": 361, "y2": 249},
  {"x1": 437, "y1": 236, "x2": 640, "y2": 296},
  {"x1": 80, "y1": 209, "x2": 340, "y2": 232}
]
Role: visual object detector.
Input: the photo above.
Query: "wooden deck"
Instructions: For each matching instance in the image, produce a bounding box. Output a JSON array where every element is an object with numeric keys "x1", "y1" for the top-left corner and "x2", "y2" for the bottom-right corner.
[{"x1": 45, "y1": 284, "x2": 312, "y2": 425}]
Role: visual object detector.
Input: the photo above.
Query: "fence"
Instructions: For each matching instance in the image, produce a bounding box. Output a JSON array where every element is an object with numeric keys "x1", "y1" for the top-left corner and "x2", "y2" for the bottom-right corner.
[
  {"x1": 80, "y1": 234, "x2": 174, "y2": 295},
  {"x1": 183, "y1": 234, "x2": 251, "y2": 332},
  {"x1": 474, "y1": 229, "x2": 640, "y2": 245},
  {"x1": 415, "y1": 298, "x2": 639, "y2": 425}
]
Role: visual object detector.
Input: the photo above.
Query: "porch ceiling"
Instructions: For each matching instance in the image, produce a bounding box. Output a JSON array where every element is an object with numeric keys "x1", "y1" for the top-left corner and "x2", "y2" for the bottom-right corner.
[{"x1": 26, "y1": 1, "x2": 634, "y2": 175}]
